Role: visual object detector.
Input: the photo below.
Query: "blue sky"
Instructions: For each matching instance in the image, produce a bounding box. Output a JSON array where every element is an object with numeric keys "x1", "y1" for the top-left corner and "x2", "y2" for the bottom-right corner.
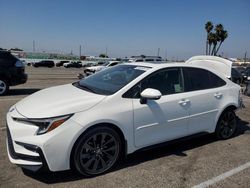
[{"x1": 0, "y1": 0, "x2": 249, "y2": 59}]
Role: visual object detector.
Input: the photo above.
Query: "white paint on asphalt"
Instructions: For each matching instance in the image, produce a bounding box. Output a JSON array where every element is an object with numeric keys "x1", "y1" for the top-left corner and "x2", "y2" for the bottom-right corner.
[
  {"x1": 0, "y1": 97, "x2": 23, "y2": 101},
  {"x1": 0, "y1": 127, "x2": 6, "y2": 131},
  {"x1": 193, "y1": 161, "x2": 250, "y2": 188}
]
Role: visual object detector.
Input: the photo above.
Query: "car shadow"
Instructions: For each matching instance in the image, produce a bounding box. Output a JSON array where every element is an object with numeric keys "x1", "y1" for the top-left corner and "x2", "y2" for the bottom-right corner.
[
  {"x1": 8, "y1": 88, "x2": 40, "y2": 96},
  {"x1": 22, "y1": 117, "x2": 250, "y2": 184}
]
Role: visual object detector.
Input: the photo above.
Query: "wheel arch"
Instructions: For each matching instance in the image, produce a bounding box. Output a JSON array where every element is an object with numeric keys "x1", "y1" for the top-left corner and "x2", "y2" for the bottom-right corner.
[
  {"x1": 214, "y1": 104, "x2": 238, "y2": 131},
  {"x1": 69, "y1": 122, "x2": 127, "y2": 169},
  {"x1": 0, "y1": 72, "x2": 11, "y2": 83}
]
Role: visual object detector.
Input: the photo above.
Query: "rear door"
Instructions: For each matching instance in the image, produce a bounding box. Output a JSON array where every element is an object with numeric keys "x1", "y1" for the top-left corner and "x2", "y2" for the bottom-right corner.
[{"x1": 182, "y1": 67, "x2": 227, "y2": 134}]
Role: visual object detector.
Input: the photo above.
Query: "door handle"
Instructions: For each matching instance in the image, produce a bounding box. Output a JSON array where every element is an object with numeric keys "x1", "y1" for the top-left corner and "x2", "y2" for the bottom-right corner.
[
  {"x1": 178, "y1": 99, "x2": 190, "y2": 106},
  {"x1": 214, "y1": 92, "x2": 223, "y2": 99}
]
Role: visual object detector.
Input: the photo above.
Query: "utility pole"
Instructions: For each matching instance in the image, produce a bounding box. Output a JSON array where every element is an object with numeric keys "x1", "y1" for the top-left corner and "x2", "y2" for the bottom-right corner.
[
  {"x1": 165, "y1": 48, "x2": 167, "y2": 60},
  {"x1": 244, "y1": 51, "x2": 247, "y2": 63},
  {"x1": 105, "y1": 46, "x2": 108, "y2": 57},
  {"x1": 33, "y1": 40, "x2": 35, "y2": 52},
  {"x1": 79, "y1": 45, "x2": 82, "y2": 58},
  {"x1": 157, "y1": 48, "x2": 160, "y2": 57}
]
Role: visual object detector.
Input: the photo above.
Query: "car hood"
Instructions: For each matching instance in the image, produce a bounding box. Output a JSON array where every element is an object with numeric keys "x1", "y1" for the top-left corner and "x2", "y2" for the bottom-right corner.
[
  {"x1": 186, "y1": 55, "x2": 232, "y2": 78},
  {"x1": 15, "y1": 84, "x2": 106, "y2": 118}
]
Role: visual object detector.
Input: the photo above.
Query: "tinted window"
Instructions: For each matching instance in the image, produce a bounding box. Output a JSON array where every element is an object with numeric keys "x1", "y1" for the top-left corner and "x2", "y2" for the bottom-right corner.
[
  {"x1": 110, "y1": 62, "x2": 118, "y2": 66},
  {"x1": 183, "y1": 67, "x2": 226, "y2": 92},
  {"x1": 135, "y1": 59, "x2": 143, "y2": 62},
  {"x1": 145, "y1": 59, "x2": 154, "y2": 62},
  {"x1": 0, "y1": 52, "x2": 17, "y2": 67},
  {"x1": 124, "y1": 68, "x2": 184, "y2": 98},
  {"x1": 209, "y1": 71, "x2": 226, "y2": 87}
]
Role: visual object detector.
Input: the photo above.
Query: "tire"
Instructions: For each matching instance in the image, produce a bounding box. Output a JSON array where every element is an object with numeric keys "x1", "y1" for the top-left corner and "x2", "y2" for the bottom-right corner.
[
  {"x1": 72, "y1": 126, "x2": 122, "y2": 176},
  {"x1": 215, "y1": 109, "x2": 237, "y2": 139},
  {"x1": 0, "y1": 78, "x2": 9, "y2": 96}
]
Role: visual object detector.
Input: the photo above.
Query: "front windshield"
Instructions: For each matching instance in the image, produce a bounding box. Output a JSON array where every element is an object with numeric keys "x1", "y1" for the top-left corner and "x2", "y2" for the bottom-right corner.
[{"x1": 76, "y1": 65, "x2": 150, "y2": 95}]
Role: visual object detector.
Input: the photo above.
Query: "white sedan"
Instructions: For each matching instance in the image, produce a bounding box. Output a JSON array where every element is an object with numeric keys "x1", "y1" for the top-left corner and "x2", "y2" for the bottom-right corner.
[
  {"x1": 6, "y1": 56, "x2": 242, "y2": 176},
  {"x1": 84, "y1": 61, "x2": 120, "y2": 76}
]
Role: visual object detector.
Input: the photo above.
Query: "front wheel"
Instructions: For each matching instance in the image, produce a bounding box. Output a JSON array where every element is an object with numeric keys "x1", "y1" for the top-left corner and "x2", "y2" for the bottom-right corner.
[
  {"x1": 215, "y1": 110, "x2": 237, "y2": 139},
  {"x1": 0, "y1": 78, "x2": 9, "y2": 96},
  {"x1": 72, "y1": 126, "x2": 122, "y2": 176}
]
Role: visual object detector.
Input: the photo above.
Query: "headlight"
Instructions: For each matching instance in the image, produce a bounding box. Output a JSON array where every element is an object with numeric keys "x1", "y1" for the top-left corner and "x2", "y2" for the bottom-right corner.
[
  {"x1": 247, "y1": 76, "x2": 250, "y2": 81},
  {"x1": 15, "y1": 60, "x2": 25, "y2": 68},
  {"x1": 13, "y1": 114, "x2": 73, "y2": 135}
]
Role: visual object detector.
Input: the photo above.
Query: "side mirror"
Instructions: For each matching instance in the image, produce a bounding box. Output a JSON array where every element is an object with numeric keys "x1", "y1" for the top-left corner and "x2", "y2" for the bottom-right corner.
[{"x1": 140, "y1": 88, "x2": 162, "y2": 104}]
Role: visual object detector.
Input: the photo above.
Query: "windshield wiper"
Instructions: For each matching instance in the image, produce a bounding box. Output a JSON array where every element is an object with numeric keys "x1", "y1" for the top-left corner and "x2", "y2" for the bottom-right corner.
[
  {"x1": 81, "y1": 85, "x2": 96, "y2": 93},
  {"x1": 73, "y1": 82, "x2": 96, "y2": 93}
]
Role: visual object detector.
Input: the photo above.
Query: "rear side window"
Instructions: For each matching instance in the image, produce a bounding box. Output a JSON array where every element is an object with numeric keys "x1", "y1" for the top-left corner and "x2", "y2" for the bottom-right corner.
[{"x1": 183, "y1": 67, "x2": 226, "y2": 92}]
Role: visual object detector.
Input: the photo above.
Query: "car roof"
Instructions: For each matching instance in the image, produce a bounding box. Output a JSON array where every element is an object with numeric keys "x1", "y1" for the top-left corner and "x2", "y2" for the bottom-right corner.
[
  {"x1": 123, "y1": 62, "x2": 229, "y2": 80},
  {"x1": 124, "y1": 62, "x2": 200, "y2": 69}
]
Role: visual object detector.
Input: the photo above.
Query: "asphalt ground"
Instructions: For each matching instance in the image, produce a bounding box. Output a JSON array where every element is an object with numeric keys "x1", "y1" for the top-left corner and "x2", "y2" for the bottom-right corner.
[{"x1": 0, "y1": 66, "x2": 250, "y2": 188}]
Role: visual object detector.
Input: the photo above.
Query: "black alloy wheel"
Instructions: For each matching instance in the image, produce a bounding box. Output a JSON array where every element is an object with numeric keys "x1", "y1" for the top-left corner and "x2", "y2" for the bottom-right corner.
[
  {"x1": 215, "y1": 110, "x2": 237, "y2": 139},
  {"x1": 0, "y1": 78, "x2": 9, "y2": 96},
  {"x1": 73, "y1": 126, "x2": 122, "y2": 176}
]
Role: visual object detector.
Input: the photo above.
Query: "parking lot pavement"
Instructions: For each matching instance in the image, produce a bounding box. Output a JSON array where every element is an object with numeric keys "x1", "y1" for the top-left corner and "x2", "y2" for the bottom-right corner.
[{"x1": 1, "y1": 67, "x2": 250, "y2": 188}]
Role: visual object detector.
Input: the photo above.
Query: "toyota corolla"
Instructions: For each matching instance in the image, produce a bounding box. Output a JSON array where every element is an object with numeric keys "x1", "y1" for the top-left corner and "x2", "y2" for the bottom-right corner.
[{"x1": 6, "y1": 56, "x2": 242, "y2": 176}]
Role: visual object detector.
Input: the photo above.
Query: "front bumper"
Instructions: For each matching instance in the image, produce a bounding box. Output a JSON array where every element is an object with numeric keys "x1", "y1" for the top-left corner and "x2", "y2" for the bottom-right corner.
[
  {"x1": 6, "y1": 108, "x2": 84, "y2": 172},
  {"x1": 6, "y1": 126, "x2": 45, "y2": 171},
  {"x1": 10, "y1": 73, "x2": 28, "y2": 86}
]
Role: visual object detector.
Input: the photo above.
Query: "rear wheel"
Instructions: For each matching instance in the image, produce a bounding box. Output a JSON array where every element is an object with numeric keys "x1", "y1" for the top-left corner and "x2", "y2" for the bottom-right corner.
[
  {"x1": 72, "y1": 126, "x2": 122, "y2": 176},
  {"x1": 215, "y1": 110, "x2": 237, "y2": 139},
  {"x1": 0, "y1": 78, "x2": 9, "y2": 96}
]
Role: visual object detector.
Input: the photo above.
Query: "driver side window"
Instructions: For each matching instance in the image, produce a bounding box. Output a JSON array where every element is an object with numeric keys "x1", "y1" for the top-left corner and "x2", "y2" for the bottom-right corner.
[{"x1": 123, "y1": 67, "x2": 184, "y2": 98}]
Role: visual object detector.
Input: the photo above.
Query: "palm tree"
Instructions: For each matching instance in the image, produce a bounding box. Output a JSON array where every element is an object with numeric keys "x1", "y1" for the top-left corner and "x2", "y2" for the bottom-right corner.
[
  {"x1": 211, "y1": 33, "x2": 219, "y2": 55},
  {"x1": 205, "y1": 21, "x2": 213, "y2": 55},
  {"x1": 215, "y1": 29, "x2": 228, "y2": 55},
  {"x1": 207, "y1": 32, "x2": 214, "y2": 55},
  {"x1": 204, "y1": 22, "x2": 229, "y2": 56}
]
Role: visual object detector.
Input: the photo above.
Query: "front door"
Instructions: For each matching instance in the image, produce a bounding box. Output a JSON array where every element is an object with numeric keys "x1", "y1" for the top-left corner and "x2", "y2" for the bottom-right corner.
[{"x1": 129, "y1": 68, "x2": 190, "y2": 147}]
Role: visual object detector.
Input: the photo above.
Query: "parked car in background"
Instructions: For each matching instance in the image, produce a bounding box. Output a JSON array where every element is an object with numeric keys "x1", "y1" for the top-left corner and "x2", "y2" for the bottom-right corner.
[
  {"x1": 232, "y1": 66, "x2": 247, "y2": 82},
  {"x1": 0, "y1": 50, "x2": 27, "y2": 95},
  {"x1": 56, "y1": 60, "x2": 69, "y2": 67},
  {"x1": 245, "y1": 67, "x2": 250, "y2": 95},
  {"x1": 129, "y1": 56, "x2": 163, "y2": 63},
  {"x1": 246, "y1": 67, "x2": 250, "y2": 80},
  {"x1": 33, "y1": 60, "x2": 55, "y2": 68},
  {"x1": 84, "y1": 61, "x2": 120, "y2": 76},
  {"x1": 6, "y1": 55, "x2": 242, "y2": 176},
  {"x1": 231, "y1": 67, "x2": 243, "y2": 84},
  {"x1": 64, "y1": 61, "x2": 82, "y2": 68},
  {"x1": 82, "y1": 62, "x2": 95, "y2": 68}
]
